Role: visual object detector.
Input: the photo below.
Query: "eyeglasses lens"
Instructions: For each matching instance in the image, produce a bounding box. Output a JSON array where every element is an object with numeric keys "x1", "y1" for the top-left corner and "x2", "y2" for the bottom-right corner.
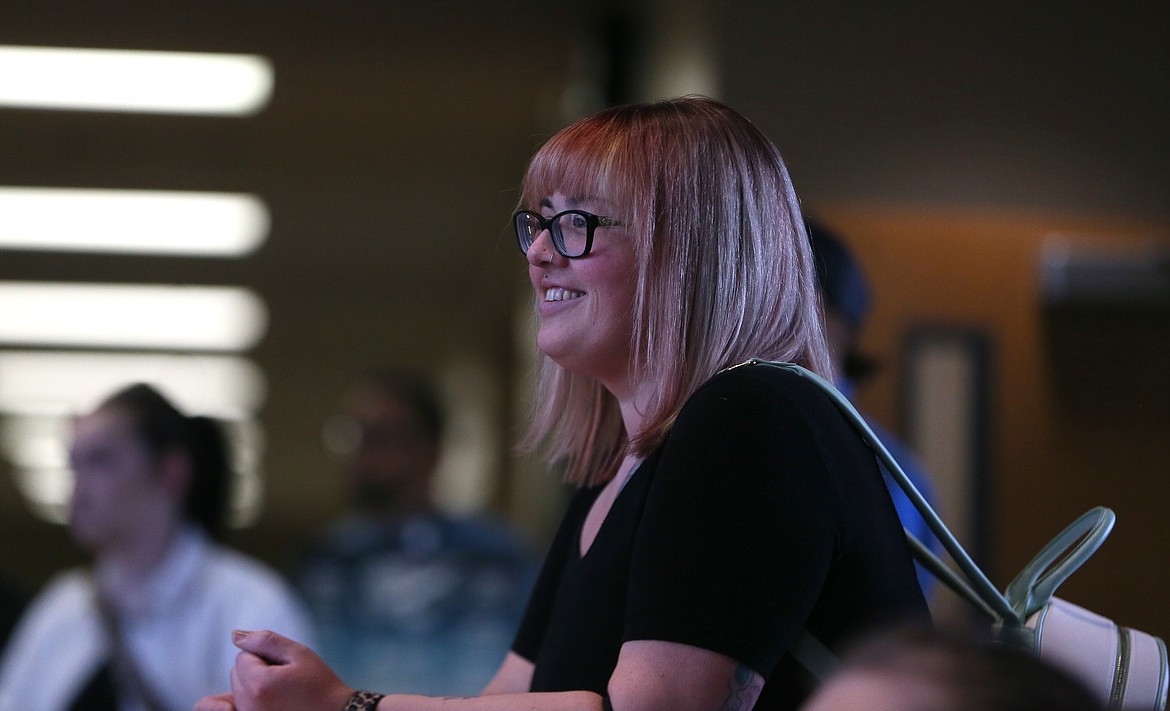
[
  {"x1": 555, "y1": 213, "x2": 590, "y2": 257},
  {"x1": 514, "y1": 210, "x2": 593, "y2": 258},
  {"x1": 516, "y1": 212, "x2": 541, "y2": 252}
]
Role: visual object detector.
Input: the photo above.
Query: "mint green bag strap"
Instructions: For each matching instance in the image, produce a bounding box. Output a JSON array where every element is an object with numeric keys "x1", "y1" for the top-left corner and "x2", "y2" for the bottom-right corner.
[
  {"x1": 905, "y1": 533, "x2": 1002, "y2": 621},
  {"x1": 1004, "y1": 507, "x2": 1115, "y2": 619},
  {"x1": 736, "y1": 359, "x2": 1019, "y2": 623}
]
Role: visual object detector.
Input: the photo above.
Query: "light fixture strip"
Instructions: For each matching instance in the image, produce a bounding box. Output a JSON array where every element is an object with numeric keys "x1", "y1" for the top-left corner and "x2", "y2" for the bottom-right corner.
[
  {"x1": 0, "y1": 186, "x2": 269, "y2": 256},
  {"x1": 0, "y1": 45, "x2": 273, "y2": 115},
  {"x1": 0, "y1": 282, "x2": 268, "y2": 352},
  {"x1": 0, "y1": 350, "x2": 266, "y2": 418}
]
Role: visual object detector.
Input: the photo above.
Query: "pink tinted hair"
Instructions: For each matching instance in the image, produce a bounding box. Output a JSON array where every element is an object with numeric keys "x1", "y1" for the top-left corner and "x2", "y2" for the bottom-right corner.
[{"x1": 520, "y1": 97, "x2": 830, "y2": 486}]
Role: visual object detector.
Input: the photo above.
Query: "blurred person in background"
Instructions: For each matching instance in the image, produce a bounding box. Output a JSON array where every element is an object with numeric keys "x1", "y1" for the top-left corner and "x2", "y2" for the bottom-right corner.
[
  {"x1": 0, "y1": 569, "x2": 27, "y2": 651},
  {"x1": 0, "y1": 383, "x2": 313, "y2": 711},
  {"x1": 807, "y1": 218, "x2": 940, "y2": 595},
  {"x1": 292, "y1": 369, "x2": 540, "y2": 696}
]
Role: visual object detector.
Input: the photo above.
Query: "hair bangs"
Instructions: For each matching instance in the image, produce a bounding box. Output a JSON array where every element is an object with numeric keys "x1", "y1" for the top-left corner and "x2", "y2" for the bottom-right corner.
[{"x1": 520, "y1": 115, "x2": 637, "y2": 215}]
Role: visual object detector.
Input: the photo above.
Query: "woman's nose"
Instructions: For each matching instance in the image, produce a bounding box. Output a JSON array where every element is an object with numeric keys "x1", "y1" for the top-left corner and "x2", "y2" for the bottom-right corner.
[{"x1": 526, "y1": 227, "x2": 566, "y2": 267}]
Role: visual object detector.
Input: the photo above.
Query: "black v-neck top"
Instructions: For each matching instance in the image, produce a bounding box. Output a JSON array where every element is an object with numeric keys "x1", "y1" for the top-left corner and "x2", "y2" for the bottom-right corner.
[{"x1": 512, "y1": 363, "x2": 928, "y2": 710}]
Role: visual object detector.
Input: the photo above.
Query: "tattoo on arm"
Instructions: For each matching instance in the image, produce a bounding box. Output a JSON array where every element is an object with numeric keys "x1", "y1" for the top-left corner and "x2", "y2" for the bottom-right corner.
[{"x1": 718, "y1": 664, "x2": 763, "y2": 711}]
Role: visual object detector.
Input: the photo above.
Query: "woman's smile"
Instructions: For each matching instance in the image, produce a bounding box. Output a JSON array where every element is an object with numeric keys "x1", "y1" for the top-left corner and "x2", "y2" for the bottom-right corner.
[
  {"x1": 544, "y1": 286, "x2": 585, "y2": 302},
  {"x1": 527, "y1": 192, "x2": 637, "y2": 387},
  {"x1": 538, "y1": 286, "x2": 586, "y2": 316}
]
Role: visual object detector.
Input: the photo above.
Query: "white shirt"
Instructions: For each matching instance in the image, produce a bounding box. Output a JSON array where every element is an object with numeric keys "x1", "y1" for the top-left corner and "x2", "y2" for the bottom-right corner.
[{"x1": 0, "y1": 526, "x2": 314, "y2": 711}]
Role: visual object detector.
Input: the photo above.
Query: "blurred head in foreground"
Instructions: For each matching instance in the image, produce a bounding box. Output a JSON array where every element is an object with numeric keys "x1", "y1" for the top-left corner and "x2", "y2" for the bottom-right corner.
[{"x1": 800, "y1": 626, "x2": 1104, "y2": 711}]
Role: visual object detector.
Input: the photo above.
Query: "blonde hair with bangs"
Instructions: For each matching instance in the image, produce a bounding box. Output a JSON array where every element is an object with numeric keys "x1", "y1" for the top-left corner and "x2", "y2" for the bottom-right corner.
[{"x1": 520, "y1": 97, "x2": 831, "y2": 487}]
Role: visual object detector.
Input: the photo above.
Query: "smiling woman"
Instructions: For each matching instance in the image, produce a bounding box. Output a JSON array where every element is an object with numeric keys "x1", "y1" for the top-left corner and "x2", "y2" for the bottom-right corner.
[
  {"x1": 521, "y1": 192, "x2": 639, "y2": 399},
  {"x1": 195, "y1": 96, "x2": 928, "y2": 711}
]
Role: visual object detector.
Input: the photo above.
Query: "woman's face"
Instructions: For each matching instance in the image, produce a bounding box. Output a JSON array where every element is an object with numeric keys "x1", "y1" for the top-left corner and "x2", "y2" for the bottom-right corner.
[
  {"x1": 68, "y1": 406, "x2": 176, "y2": 552},
  {"x1": 526, "y1": 191, "x2": 639, "y2": 393}
]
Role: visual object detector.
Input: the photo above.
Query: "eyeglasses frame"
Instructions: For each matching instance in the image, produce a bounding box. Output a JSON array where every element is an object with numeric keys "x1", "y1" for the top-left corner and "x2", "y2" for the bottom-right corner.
[{"x1": 513, "y1": 209, "x2": 621, "y2": 259}]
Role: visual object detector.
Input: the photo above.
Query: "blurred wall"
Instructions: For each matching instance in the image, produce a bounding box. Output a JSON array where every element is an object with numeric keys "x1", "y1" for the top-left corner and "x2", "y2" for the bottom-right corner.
[{"x1": 808, "y1": 207, "x2": 1168, "y2": 633}]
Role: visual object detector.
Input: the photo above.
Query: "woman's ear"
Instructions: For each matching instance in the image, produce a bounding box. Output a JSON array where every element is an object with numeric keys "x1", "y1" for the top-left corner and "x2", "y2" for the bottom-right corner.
[{"x1": 158, "y1": 448, "x2": 193, "y2": 502}]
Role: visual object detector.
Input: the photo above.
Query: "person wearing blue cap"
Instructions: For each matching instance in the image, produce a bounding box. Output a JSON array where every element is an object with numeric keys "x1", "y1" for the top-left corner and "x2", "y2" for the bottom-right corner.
[{"x1": 806, "y1": 218, "x2": 939, "y2": 596}]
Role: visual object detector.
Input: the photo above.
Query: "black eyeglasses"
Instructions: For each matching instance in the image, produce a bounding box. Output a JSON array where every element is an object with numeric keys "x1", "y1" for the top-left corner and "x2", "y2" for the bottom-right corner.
[{"x1": 513, "y1": 209, "x2": 621, "y2": 259}]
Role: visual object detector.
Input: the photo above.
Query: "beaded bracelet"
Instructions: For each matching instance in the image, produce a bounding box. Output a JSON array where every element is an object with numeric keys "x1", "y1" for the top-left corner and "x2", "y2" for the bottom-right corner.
[{"x1": 344, "y1": 690, "x2": 387, "y2": 711}]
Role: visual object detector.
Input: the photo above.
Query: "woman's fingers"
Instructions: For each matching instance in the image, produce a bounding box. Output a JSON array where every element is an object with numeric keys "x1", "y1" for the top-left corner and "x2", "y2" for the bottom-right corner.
[
  {"x1": 231, "y1": 629, "x2": 305, "y2": 665},
  {"x1": 194, "y1": 692, "x2": 236, "y2": 711},
  {"x1": 225, "y1": 630, "x2": 355, "y2": 711}
]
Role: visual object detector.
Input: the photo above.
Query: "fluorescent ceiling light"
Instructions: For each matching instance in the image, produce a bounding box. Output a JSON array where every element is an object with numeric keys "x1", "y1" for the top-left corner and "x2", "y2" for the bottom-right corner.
[
  {"x1": 7, "y1": 464, "x2": 74, "y2": 525},
  {"x1": 0, "y1": 282, "x2": 268, "y2": 351},
  {"x1": 0, "y1": 186, "x2": 269, "y2": 256},
  {"x1": 0, "y1": 350, "x2": 266, "y2": 418},
  {"x1": 2, "y1": 415, "x2": 70, "y2": 469},
  {"x1": 0, "y1": 45, "x2": 273, "y2": 115}
]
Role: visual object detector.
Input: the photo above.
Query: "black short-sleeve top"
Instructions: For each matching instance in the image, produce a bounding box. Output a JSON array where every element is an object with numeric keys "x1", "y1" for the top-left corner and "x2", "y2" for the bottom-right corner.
[{"x1": 512, "y1": 363, "x2": 928, "y2": 710}]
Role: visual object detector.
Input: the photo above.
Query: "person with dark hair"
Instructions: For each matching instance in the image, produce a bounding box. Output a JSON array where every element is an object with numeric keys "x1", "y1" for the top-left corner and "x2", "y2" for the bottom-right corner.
[
  {"x1": 0, "y1": 570, "x2": 27, "y2": 652},
  {"x1": 0, "y1": 383, "x2": 312, "y2": 711},
  {"x1": 799, "y1": 625, "x2": 1105, "y2": 711},
  {"x1": 805, "y1": 218, "x2": 940, "y2": 595},
  {"x1": 198, "y1": 97, "x2": 927, "y2": 711},
  {"x1": 292, "y1": 370, "x2": 539, "y2": 696}
]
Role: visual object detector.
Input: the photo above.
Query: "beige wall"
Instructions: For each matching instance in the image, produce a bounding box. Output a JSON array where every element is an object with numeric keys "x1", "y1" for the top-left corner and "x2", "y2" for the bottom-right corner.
[{"x1": 811, "y1": 206, "x2": 1169, "y2": 634}]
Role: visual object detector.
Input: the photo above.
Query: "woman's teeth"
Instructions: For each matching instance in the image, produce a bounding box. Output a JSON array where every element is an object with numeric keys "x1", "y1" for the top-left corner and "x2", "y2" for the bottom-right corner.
[{"x1": 545, "y1": 287, "x2": 585, "y2": 302}]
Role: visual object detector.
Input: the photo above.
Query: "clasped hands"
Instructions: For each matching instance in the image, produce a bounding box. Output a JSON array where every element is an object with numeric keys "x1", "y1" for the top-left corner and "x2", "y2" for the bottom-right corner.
[{"x1": 195, "y1": 629, "x2": 358, "y2": 711}]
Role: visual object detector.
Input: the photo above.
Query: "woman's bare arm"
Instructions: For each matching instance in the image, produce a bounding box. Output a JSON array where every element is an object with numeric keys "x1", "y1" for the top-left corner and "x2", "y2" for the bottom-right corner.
[
  {"x1": 607, "y1": 640, "x2": 764, "y2": 711},
  {"x1": 480, "y1": 652, "x2": 534, "y2": 695},
  {"x1": 380, "y1": 640, "x2": 762, "y2": 711},
  {"x1": 196, "y1": 631, "x2": 758, "y2": 711}
]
